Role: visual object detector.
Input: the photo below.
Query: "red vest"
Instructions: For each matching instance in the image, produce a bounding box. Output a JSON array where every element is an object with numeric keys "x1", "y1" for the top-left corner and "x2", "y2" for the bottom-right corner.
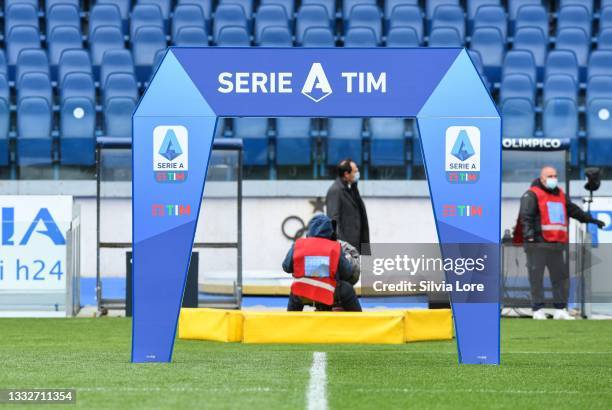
[
  {"x1": 291, "y1": 237, "x2": 341, "y2": 306},
  {"x1": 530, "y1": 185, "x2": 569, "y2": 243}
]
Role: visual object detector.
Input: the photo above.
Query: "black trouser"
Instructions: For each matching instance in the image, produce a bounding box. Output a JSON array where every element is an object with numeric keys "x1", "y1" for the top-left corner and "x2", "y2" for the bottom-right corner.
[
  {"x1": 287, "y1": 280, "x2": 362, "y2": 312},
  {"x1": 525, "y1": 243, "x2": 569, "y2": 310}
]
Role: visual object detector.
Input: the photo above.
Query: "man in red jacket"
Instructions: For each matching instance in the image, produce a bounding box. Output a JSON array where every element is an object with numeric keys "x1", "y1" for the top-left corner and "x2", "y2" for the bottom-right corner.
[
  {"x1": 282, "y1": 214, "x2": 362, "y2": 312},
  {"x1": 519, "y1": 166, "x2": 605, "y2": 320}
]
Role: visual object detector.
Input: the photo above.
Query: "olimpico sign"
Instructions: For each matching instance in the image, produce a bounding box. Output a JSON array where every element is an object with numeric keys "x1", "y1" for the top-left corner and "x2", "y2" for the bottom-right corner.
[{"x1": 132, "y1": 48, "x2": 502, "y2": 365}]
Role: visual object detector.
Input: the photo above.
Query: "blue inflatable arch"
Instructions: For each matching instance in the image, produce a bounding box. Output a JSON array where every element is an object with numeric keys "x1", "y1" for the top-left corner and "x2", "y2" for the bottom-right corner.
[{"x1": 132, "y1": 48, "x2": 501, "y2": 364}]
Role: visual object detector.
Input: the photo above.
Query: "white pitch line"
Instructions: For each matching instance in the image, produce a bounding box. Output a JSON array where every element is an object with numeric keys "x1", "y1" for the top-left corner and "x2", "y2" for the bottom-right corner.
[{"x1": 307, "y1": 352, "x2": 328, "y2": 410}]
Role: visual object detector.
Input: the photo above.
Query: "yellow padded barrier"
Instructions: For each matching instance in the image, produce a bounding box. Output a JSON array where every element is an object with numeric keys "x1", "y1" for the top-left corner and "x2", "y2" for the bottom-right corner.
[
  {"x1": 404, "y1": 309, "x2": 453, "y2": 342},
  {"x1": 242, "y1": 311, "x2": 405, "y2": 344},
  {"x1": 178, "y1": 308, "x2": 243, "y2": 342},
  {"x1": 177, "y1": 308, "x2": 453, "y2": 344}
]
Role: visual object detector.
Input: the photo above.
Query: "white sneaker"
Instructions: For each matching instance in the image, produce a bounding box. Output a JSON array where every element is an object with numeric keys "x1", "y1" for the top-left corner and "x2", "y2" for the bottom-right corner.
[
  {"x1": 553, "y1": 309, "x2": 576, "y2": 320},
  {"x1": 532, "y1": 310, "x2": 547, "y2": 320}
]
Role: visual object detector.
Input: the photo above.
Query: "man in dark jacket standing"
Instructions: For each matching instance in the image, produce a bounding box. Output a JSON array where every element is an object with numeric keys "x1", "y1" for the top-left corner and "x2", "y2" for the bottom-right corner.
[
  {"x1": 282, "y1": 214, "x2": 362, "y2": 312},
  {"x1": 519, "y1": 166, "x2": 605, "y2": 320},
  {"x1": 325, "y1": 159, "x2": 370, "y2": 254}
]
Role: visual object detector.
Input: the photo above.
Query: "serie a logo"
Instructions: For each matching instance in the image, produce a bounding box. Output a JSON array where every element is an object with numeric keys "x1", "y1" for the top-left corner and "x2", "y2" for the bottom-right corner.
[
  {"x1": 153, "y1": 125, "x2": 189, "y2": 183},
  {"x1": 445, "y1": 126, "x2": 481, "y2": 184}
]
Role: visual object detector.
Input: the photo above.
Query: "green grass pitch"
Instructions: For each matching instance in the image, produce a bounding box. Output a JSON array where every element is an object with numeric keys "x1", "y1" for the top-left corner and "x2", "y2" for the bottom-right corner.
[{"x1": 0, "y1": 318, "x2": 611, "y2": 409}]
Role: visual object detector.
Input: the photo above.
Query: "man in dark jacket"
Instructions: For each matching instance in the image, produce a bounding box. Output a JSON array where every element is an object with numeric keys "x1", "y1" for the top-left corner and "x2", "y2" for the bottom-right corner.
[
  {"x1": 325, "y1": 159, "x2": 370, "y2": 254},
  {"x1": 282, "y1": 214, "x2": 362, "y2": 312},
  {"x1": 519, "y1": 166, "x2": 605, "y2": 320}
]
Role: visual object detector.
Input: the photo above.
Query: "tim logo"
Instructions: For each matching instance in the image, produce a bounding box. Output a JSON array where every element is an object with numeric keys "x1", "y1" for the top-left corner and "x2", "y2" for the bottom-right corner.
[
  {"x1": 442, "y1": 205, "x2": 483, "y2": 217},
  {"x1": 151, "y1": 204, "x2": 191, "y2": 217},
  {"x1": 301, "y1": 63, "x2": 333, "y2": 103},
  {"x1": 153, "y1": 125, "x2": 188, "y2": 183},
  {"x1": 445, "y1": 126, "x2": 480, "y2": 184}
]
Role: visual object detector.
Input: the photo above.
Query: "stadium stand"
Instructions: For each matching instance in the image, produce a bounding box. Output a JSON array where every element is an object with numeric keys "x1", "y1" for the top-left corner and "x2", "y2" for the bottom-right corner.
[{"x1": 0, "y1": 0, "x2": 611, "y2": 179}]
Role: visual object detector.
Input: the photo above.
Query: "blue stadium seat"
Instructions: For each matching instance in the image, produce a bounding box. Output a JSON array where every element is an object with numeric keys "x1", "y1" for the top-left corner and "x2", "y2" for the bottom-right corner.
[
  {"x1": 501, "y1": 98, "x2": 535, "y2": 137},
  {"x1": 598, "y1": 28, "x2": 612, "y2": 50},
  {"x1": 213, "y1": 4, "x2": 249, "y2": 42},
  {"x1": 586, "y1": 99, "x2": 612, "y2": 165},
  {"x1": 587, "y1": 51, "x2": 612, "y2": 80},
  {"x1": 347, "y1": 5, "x2": 382, "y2": 44},
  {"x1": 89, "y1": 26, "x2": 125, "y2": 66},
  {"x1": 48, "y1": 26, "x2": 83, "y2": 66},
  {"x1": 327, "y1": 118, "x2": 363, "y2": 165},
  {"x1": 100, "y1": 49, "x2": 135, "y2": 87},
  {"x1": 0, "y1": 74, "x2": 9, "y2": 110},
  {"x1": 428, "y1": 27, "x2": 462, "y2": 47},
  {"x1": 386, "y1": 27, "x2": 420, "y2": 46},
  {"x1": 302, "y1": 0, "x2": 335, "y2": 20},
  {"x1": 513, "y1": 27, "x2": 547, "y2": 69},
  {"x1": 344, "y1": 27, "x2": 378, "y2": 46},
  {"x1": 105, "y1": 97, "x2": 135, "y2": 138},
  {"x1": 132, "y1": 26, "x2": 167, "y2": 69},
  {"x1": 46, "y1": 0, "x2": 79, "y2": 13},
  {"x1": 369, "y1": 118, "x2": 406, "y2": 166},
  {"x1": 178, "y1": 0, "x2": 212, "y2": 21},
  {"x1": 220, "y1": 0, "x2": 254, "y2": 18},
  {"x1": 468, "y1": 50, "x2": 491, "y2": 89},
  {"x1": 276, "y1": 118, "x2": 312, "y2": 165},
  {"x1": 543, "y1": 98, "x2": 579, "y2": 165},
  {"x1": 470, "y1": 27, "x2": 504, "y2": 82},
  {"x1": 16, "y1": 97, "x2": 53, "y2": 166},
  {"x1": 515, "y1": 5, "x2": 548, "y2": 40},
  {"x1": 60, "y1": 98, "x2": 96, "y2": 165},
  {"x1": 388, "y1": 5, "x2": 423, "y2": 43},
  {"x1": 561, "y1": 0, "x2": 593, "y2": 15},
  {"x1": 61, "y1": 72, "x2": 96, "y2": 104},
  {"x1": 384, "y1": 0, "x2": 418, "y2": 21},
  {"x1": 557, "y1": 5, "x2": 591, "y2": 38},
  {"x1": 172, "y1": 5, "x2": 207, "y2": 39},
  {"x1": 502, "y1": 50, "x2": 536, "y2": 87},
  {"x1": 500, "y1": 73, "x2": 535, "y2": 104},
  {"x1": 16, "y1": 49, "x2": 50, "y2": 83},
  {"x1": 4, "y1": 0, "x2": 38, "y2": 10},
  {"x1": 6, "y1": 26, "x2": 41, "y2": 65},
  {"x1": 46, "y1": 4, "x2": 81, "y2": 38},
  {"x1": 556, "y1": 28, "x2": 590, "y2": 74},
  {"x1": 174, "y1": 27, "x2": 210, "y2": 46},
  {"x1": 425, "y1": 0, "x2": 459, "y2": 20},
  {"x1": 601, "y1": 7, "x2": 612, "y2": 32},
  {"x1": 343, "y1": 0, "x2": 376, "y2": 20},
  {"x1": 138, "y1": 0, "x2": 172, "y2": 20},
  {"x1": 545, "y1": 50, "x2": 579, "y2": 85},
  {"x1": 0, "y1": 99, "x2": 8, "y2": 166},
  {"x1": 255, "y1": 4, "x2": 289, "y2": 44},
  {"x1": 296, "y1": 5, "x2": 331, "y2": 45},
  {"x1": 5, "y1": 4, "x2": 39, "y2": 38},
  {"x1": 431, "y1": 4, "x2": 465, "y2": 40},
  {"x1": 261, "y1": 0, "x2": 294, "y2": 19},
  {"x1": 259, "y1": 26, "x2": 293, "y2": 46},
  {"x1": 302, "y1": 27, "x2": 335, "y2": 46},
  {"x1": 0, "y1": 51, "x2": 7, "y2": 78},
  {"x1": 467, "y1": 0, "x2": 500, "y2": 21},
  {"x1": 131, "y1": 4, "x2": 165, "y2": 39},
  {"x1": 543, "y1": 74, "x2": 577, "y2": 103},
  {"x1": 97, "y1": 0, "x2": 132, "y2": 21},
  {"x1": 18, "y1": 72, "x2": 52, "y2": 106},
  {"x1": 508, "y1": 0, "x2": 541, "y2": 21},
  {"x1": 58, "y1": 50, "x2": 92, "y2": 88},
  {"x1": 472, "y1": 5, "x2": 506, "y2": 40},
  {"x1": 103, "y1": 73, "x2": 138, "y2": 107},
  {"x1": 233, "y1": 118, "x2": 269, "y2": 166},
  {"x1": 89, "y1": 4, "x2": 123, "y2": 37},
  {"x1": 216, "y1": 26, "x2": 250, "y2": 46},
  {"x1": 587, "y1": 76, "x2": 612, "y2": 103}
]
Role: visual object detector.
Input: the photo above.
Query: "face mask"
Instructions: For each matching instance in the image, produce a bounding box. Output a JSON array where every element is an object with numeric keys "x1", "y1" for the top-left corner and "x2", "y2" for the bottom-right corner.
[
  {"x1": 545, "y1": 177, "x2": 558, "y2": 190},
  {"x1": 353, "y1": 171, "x2": 360, "y2": 183}
]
